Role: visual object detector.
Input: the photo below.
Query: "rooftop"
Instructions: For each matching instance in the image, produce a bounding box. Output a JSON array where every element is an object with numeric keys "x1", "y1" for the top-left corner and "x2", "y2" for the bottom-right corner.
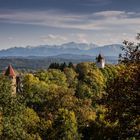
[
  {"x1": 96, "y1": 54, "x2": 104, "y2": 62},
  {"x1": 4, "y1": 64, "x2": 16, "y2": 77}
]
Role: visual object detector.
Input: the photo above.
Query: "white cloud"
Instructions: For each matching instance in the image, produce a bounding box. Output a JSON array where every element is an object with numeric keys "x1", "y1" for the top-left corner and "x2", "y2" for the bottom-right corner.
[
  {"x1": 41, "y1": 34, "x2": 67, "y2": 44},
  {"x1": 0, "y1": 10, "x2": 140, "y2": 31},
  {"x1": 93, "y1": 11, "x2": 134, "y2": 19},
  {"x1": 94, "y1": 11, "x2": 125, "y2": 17},
  {"x1": 77, "y1": 34, "x2": 88, "y2": 43},
  {"x1": 0, "y1": 10, "x2": 140, "y2": 45}
]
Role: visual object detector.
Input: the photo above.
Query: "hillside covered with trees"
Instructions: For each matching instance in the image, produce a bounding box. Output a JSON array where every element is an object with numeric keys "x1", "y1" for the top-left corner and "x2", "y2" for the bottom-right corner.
[{"x1": 0, "y1": 34, "x2": 139, "y2": 140}]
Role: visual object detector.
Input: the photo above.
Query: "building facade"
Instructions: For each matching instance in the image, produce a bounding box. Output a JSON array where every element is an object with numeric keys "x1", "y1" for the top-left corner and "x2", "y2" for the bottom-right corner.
[
  {"x1": 96, "y1": 54, "x2": 105, "y2": 68},
  {"x1": 4, "y1": 65, "x2": 17, "y2": 95}
]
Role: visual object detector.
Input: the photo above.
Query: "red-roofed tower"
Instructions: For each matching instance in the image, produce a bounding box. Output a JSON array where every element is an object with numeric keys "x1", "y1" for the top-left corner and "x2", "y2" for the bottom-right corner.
[
  {"x1": 4, "y1": 64, "x2": 16, "y2": 77},
  {"x1": 4, "y1": 65, "x2": 17, "y2": 95}
]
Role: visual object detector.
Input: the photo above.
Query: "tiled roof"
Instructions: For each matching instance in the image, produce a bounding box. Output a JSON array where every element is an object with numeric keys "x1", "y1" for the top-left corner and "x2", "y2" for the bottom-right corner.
[{"x1": 4, "y1": 65, "x2": 16, "y2": 77}]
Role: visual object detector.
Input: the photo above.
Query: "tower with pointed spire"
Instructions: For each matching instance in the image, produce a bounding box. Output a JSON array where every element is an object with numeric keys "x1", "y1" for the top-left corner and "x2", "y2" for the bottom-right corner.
[
  {"x1": 96, "y1": 54, "x2": 105, "y2": 68},
  {"x1": 4, "y1": 65, "x2": 17, "y2": 95}
]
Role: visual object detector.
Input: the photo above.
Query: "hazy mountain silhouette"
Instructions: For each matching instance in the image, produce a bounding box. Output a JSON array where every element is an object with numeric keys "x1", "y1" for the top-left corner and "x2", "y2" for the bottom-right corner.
[{"x1": 0, "y1": 42, "x2": 122, "y2": 57}]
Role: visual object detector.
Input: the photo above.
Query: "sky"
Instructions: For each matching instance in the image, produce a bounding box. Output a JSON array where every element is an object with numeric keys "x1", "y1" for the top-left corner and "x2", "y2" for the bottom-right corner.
[{"x1": 0, "y1": 0, "x2": 140, "y2": 49}]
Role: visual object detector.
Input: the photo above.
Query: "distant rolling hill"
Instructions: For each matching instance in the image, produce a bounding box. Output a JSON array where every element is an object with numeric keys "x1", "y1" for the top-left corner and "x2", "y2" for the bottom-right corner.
[
  {"x1": 0, "y1": 42, "x2": 122, "y2": 70},
  {"x1": 0, "y1": 55, "x2": 118, "y2": 71}
]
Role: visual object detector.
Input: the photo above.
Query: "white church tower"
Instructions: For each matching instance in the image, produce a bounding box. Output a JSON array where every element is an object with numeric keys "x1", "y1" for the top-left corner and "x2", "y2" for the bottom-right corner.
[{"x1": 96, "y1": 54, "x2": 105, "y2": 68}]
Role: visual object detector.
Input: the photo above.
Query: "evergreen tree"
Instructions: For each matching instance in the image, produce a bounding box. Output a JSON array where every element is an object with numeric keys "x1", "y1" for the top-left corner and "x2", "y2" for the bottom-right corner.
[{"x1": 68, "y1": 62, "x2": 74, "y2": 69}]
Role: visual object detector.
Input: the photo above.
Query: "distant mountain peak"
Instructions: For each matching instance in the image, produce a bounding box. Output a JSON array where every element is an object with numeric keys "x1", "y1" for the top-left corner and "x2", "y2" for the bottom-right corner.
[{"x1": 0, "y1": 42, "x2": 122, "y2": 57}]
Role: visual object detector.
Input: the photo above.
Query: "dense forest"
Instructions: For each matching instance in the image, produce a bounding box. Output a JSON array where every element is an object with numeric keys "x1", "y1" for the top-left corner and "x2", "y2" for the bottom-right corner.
[
  {"x1": 0, "y1": 56, "x2": 118, "y2": 72},
  {"x1": 0, "y1": 34, "x2": 139, "y2": 140}
]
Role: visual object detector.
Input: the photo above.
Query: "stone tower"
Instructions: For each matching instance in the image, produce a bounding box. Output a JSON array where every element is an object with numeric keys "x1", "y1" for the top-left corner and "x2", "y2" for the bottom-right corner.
[
  {"x1": 96, "y1": 54, "x2": 105, "y2": 68},
  {"x1": 4, "y1": 65, "x2": 17, "y2": 95}
]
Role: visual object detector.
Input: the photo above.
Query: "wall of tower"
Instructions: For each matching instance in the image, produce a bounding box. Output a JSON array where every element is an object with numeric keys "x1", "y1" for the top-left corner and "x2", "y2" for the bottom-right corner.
[
  {"x1": 96, "y1": 59, "x2": 105, "y2": 68},
  {"x1": 10, "y1": 76, "x2": 17, "y2": 96}
]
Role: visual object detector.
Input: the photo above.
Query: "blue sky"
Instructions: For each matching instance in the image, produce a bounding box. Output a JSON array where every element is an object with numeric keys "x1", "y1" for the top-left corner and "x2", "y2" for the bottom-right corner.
[{"x1": 0, "y1": 0, "x2": 140, "y2": 49}]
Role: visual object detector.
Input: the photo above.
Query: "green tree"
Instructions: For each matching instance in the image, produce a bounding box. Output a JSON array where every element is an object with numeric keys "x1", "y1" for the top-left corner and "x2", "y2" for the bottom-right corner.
[
  {"x1": 36, "y1": 69, "x2": 68, "y2": 87},
  {"x1": 119, "y1": 33, "x2": 140, "y2": 64},
  {"x1": 68, "y1": 62, "x2": 75, "y2": 69},
  {"x1": 76, "y1": 62, "x2": 106, "y2": 99},
  {"x1": 64, "y1": 67, "x2": 78, "y2": 89},
  {"x1": 48, "y1": 63, "x2": 60, "y2": 70},
  {"x1": 0, "y1": 76, "x2": 28, "y2": 139},
  {"x1": 104, "y1": 64, "x2": 140, "y2": 139},
  {"x1": 50, "y1": 108, "x2": 81, "y2": 140},
  {"x1": 60, "y1": 62, "x2": 67, "y2": 71}
]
